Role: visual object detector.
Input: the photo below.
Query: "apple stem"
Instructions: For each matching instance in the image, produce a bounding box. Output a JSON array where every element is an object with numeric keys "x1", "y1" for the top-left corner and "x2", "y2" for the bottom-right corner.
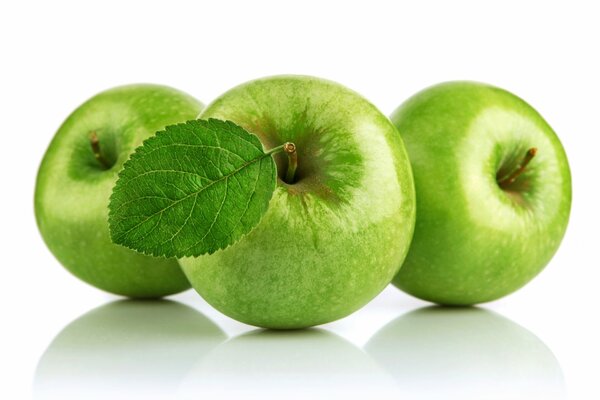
[
  {"x1": 266, "y1": 142, "x2": 298, "y2": 184},
  {"x1": 283, "y1": 142, "x2": 298, "y2": 183},
  {"x1": 89, "y1": 131, "x2": 111, "y2": 169},
  {"x1": 498, "y1": 147, "x2": 537, "y2": 189}
]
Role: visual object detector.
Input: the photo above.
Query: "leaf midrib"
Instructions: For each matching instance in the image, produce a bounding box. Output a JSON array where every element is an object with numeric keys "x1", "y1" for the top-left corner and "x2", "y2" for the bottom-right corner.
[{"x1": 111, "y1": 151, "x2": 271, "y2": 245}]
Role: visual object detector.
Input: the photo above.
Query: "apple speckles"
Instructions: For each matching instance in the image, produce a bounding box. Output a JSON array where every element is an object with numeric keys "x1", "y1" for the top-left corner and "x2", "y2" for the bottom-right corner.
[
  {"x1": 391, "y1": 81, "x2": 571, "y2": 305},
  {"x1": 179, "y1": 76, "x2": 415, "y2": 328},
  {"x1": 35, "y1": 84, "x2": 202, "y2": 297}
]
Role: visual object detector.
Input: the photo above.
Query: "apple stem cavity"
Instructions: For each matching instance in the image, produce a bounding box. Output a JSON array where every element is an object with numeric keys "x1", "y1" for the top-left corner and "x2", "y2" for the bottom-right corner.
[
  {"x1": 89, "y1": 131, "x2": 111, "y2": 170},
  {"x1": 498, "y1": 147, "x2": 537, "y2": 189},
  {"x1": 266, "y1": 142, "x2": 298, "y2": 184}
]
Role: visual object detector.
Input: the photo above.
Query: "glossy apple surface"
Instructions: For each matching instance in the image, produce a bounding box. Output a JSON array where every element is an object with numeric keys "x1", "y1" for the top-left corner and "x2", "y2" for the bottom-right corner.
[
  {"x1": 180, "y1": 76, "x2": 415, "y2": 329},
  {"x1": 35, "y1": 84, "x2": 202, "y2": 297},
  {"x1": 390, "y1": 82, "x2": 571, "y2": 305}
]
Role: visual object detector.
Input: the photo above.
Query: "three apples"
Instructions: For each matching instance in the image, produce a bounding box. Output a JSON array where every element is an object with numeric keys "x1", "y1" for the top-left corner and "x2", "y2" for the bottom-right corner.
[{"x1": 34, "y1": 76, "x2": 571, "y2": 328}]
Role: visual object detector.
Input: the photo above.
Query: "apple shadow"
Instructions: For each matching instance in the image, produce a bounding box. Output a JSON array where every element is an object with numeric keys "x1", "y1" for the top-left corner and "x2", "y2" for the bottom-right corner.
[
  {"x1": 365, "y1": 306, "x2": 566, "y2": 400},
  {"x1": 33, "y1": 299, "x2": 226, "y2": 400},
  {"x1": 177, "y1": 328, "x2": 400, "y2": 399}
]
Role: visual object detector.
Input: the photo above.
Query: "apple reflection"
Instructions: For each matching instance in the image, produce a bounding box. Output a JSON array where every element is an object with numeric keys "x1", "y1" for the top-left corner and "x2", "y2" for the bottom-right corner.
[
  {"x1": 365, "y1": 307, "x2": 566, "y2": 400},
  {"x1": 178, "y1": 329, "x2": 399, "y2": 399},
  {"x1": 34, "y1": 300, "x2": 226, "y2": 400}
]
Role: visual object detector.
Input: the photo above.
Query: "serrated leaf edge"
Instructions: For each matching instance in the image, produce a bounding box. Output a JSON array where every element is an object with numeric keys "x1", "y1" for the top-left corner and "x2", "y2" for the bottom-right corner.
[{"x1": 107, "y1": 118, "x2": 277, "y2": 259}]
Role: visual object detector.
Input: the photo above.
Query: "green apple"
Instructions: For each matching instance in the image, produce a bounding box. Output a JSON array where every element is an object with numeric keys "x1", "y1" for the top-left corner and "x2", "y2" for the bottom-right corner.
[
  {"x1": 35, "y1": 84, "x2": 202, "y2": 298},
  {"x1": 180, "y1": 75, "x2": 416, "y2": 329},
  {"x1": 34, "y1": 300, "x2": 226, "y2": 398},
  {"x1": 390, "y1": 81, "x2": 571, "y2": 305}
]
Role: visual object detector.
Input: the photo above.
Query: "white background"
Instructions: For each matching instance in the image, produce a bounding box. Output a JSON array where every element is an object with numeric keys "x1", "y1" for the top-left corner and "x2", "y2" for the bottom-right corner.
[{"x1": 1, "y1": 1, "x2": 599, "y2": 399}]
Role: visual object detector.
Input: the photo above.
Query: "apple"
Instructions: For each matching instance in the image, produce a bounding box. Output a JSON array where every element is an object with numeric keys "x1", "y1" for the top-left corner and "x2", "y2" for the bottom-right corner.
[
  {"x1": 34, "y1": 300, "x2": 226, "y2": 399},
  {"x1": 179, "y1": 75, "x2": 416, "y2": 329},
  {"x1": 390, "y1": 81, "x2": 572, "y2": 305},
  {"x1": 365, "y1": 307, "x2": 565, "y2": 398},
  {"x1": 35, "y1": 84, "x2": 203, "y2": 298}
]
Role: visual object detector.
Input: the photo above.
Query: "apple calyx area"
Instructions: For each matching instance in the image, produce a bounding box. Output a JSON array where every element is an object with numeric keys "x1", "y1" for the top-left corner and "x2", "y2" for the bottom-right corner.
[
  {"x1": 497, "y1": 147, "x2": 537, "y2": 190},
  {"x1": 89, "y1": 131, "x2": 111, "y2": 170},
  {"x1": 266, "y1": 142, "x2": 298, "y2": 184}
]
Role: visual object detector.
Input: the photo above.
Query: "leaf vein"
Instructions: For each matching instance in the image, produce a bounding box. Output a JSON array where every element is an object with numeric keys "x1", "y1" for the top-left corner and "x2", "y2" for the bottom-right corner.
[{"x1": 113, "y1": 153, "x2": 268, "y2": 244}]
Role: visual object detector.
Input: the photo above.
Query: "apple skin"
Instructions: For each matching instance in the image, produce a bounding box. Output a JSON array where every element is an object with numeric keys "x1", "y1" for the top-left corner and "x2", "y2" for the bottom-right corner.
[
  {"x1": 390, "y1": 81, "x2": 572, "y2": 305},
  {"x1": 179, "y1": 75, "x2": 416, "y2": 329},
  {"x1": 35, "y1": 84, "x2": 202, "y2": 298}
]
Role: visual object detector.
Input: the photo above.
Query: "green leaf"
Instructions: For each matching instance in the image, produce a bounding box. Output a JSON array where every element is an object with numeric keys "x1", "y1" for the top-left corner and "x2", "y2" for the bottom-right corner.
[{"x1": 108, "y1": 119, "x2": 280, "y2": 258}]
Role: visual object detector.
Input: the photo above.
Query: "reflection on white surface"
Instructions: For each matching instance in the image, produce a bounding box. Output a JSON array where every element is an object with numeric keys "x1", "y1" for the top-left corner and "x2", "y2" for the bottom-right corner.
[
  {"x1": 365, "y1": 306, "x2": 566, "y2": 400},
  {"x1": 177, "y1": 329, "x2": 399, "y2": 400},
  {"x1": 34, "y1": 300, "x2": 226, "y2": 400},
  {"x1": 33, "y1": 302, "x2": 566, "y2": 400}
]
